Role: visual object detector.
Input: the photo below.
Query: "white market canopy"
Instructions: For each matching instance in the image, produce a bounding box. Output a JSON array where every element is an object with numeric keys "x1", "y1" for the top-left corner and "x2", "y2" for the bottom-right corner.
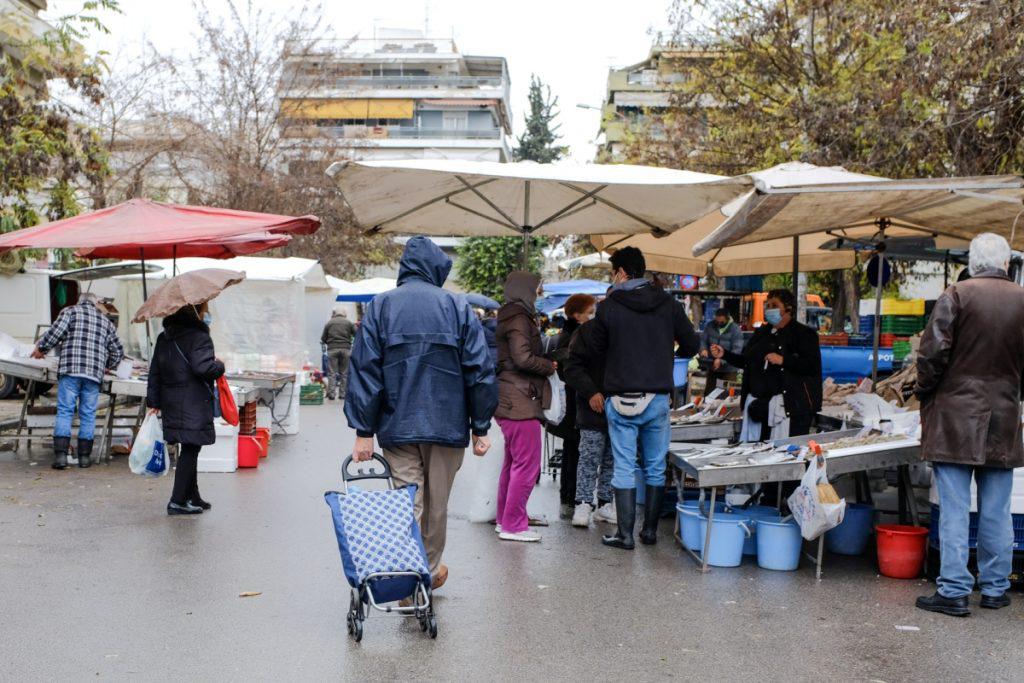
[
  {"x1": 593, "y1": 162, "x2": 887, "y2": 276},
  {"x1": 333, "y1": 277, "x2": 397, "y2": 303},
  {"x1": 326, "y1": 159, "x2": 753, "y2": 238},
  {"x1": 695, "y1": 172, "x2": 1024, "y2": 255},
  {"x1": 116, "y1": 256, "x2": 330, "y2": 289}
]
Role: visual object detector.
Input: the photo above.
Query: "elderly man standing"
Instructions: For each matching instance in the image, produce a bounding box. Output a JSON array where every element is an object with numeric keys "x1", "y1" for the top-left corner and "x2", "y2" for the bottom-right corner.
[
  {"x1": 320, "y1": 308, "x2": 356, "y2": 401},
  {"x1": 32, "y1": 292, "x2": 124, "y2": 470},
  {"x1": 915, "y1": 233, "x2": 1024, "y2": 617},
  {"x1": 345, "y1": 236, "x2": 497, "y2": 590}
]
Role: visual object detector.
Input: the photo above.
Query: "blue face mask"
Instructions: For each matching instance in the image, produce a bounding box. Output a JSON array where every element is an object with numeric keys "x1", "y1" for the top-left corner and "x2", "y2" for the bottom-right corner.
[
  {"x1": 202, "y1": 312, "x2": 213, "y2": 325},
  {"x1": 764, "y1": 308, "x2": 782, "y2": 326}
]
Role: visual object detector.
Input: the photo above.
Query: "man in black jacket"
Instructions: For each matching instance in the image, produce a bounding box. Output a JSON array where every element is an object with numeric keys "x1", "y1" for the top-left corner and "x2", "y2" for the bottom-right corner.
[{"x1": 585, "y1": 247, "x2": 701, "y2": 549}]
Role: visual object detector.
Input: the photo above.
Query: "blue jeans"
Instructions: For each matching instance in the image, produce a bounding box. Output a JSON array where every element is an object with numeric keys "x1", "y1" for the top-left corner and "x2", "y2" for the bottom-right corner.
[
  {"x1": 605, "y1": 393, "x2": 670, "y2": 489},
  {"x1": 55, "y1": 375, "x2": 101, "y2": 440},
  {"x1": 934, "y1": 463, "x2": 1014, "y2": 598}
]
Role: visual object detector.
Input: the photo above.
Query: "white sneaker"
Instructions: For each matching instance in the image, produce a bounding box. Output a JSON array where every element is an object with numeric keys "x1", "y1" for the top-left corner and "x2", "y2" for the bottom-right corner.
[
  {"x1": 499, "y1": 530, "x2": 541, "y2": 542},
  {"x1": 571, "y1": 502, "x2": 592, "y2": 527},
  {"x1": 494, "y1": 524, "x2": 502, "y2": 534},
  {"x1": 593, "y1": 502, "x2": 617, "y2": 524}
]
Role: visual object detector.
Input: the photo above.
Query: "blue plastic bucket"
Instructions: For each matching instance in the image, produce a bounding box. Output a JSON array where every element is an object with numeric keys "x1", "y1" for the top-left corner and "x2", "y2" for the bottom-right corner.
[
  {"x1": 742, "y1": 505, "x2": 782, "y2": 556},
  {"x1": 756, "y1": 517, "x2": 802, "y2": 571},
  {"x1": 677, "y1": 500, "x2": 728, "y2": 551},
  {"x1": 698, "y1": 512, "x2": 752, "y2": 567},
  {"x1": 825, "y1": 503, "x2": 875, "y2": 555}
]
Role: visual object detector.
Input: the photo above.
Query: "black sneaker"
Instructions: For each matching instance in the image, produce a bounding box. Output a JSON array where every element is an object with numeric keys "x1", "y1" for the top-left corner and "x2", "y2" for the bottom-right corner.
[
  {"x1": 980, "y1": 593, "x2": 1011, "y2": 610},
  {"x1": 189, "y1": 497, "x2": 212, "y2": 511},
  {"x1": 915, "y1": 591, "x2": 970, "y2": 617}
]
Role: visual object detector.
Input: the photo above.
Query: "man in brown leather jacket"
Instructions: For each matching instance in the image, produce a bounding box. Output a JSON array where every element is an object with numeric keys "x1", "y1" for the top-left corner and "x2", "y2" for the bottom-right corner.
[{"x1": 915, "y1": 233, "x2": 1024, "y2": 617}]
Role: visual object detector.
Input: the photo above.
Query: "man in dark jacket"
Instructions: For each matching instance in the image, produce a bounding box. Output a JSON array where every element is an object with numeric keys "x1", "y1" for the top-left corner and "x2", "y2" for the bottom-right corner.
[
  {"x1": 914, "y1": 233, "x2": 1024, "y2": 617},
  {"x1": 699, "y1": 308, "x2": 743, "y2": 393},
  {"x1": 320, "y1": 309, "x2": 356, "y2": 400},
  {"x1": 345, "y1": 236, "x2": 497, "y2": 588},
  {"x1": 585, "y1": 247, "x2": 701, "y2": 550}
]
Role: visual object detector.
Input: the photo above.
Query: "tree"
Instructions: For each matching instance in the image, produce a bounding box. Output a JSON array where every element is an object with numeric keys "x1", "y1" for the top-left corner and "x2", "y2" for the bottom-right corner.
[
  {"x1": 456, "y1": 76, "x2": 566, "y2": 296},
  {"x1": 626, "y1": 0, "x2": 1024, "y2": 316},
  {"x1": 0, "y1": 1, "x2": 119, "y2": 271},
  {"x1": 513, "y1": 75, "x2": 568, "y2": 163},
  {"x1": 94, "y1": 1, "x2": 398, "y2": 276}
]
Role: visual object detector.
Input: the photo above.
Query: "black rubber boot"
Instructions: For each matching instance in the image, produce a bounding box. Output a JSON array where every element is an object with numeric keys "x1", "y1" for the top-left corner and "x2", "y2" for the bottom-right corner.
[
  {"x1": 76, "y1": 438, "x2": 94, "y2": 468},
  {"x1": 52, "y1": 436, "x2": 70, "y2": 470},
  {"x1": 639, "y1": 484, "x2": 664, "y2": 545},
  {"x1": 602, "y1": 488, "x2": 636, "y2": 550}
]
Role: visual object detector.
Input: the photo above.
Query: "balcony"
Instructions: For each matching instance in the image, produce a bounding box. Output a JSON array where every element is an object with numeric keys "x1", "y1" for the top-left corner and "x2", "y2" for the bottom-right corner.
[
  {"x1": 321, "y1": 75, "x2": 505, "y2": 90},
  {"x1": 282, "y1": 124, "x2": 503, "y2": 141}
]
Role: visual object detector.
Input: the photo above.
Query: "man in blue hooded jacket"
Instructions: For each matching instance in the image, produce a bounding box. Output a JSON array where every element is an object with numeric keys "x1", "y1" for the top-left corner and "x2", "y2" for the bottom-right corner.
[{"x1": 345, "y1": 236, "x2": 497, "y2": 589}]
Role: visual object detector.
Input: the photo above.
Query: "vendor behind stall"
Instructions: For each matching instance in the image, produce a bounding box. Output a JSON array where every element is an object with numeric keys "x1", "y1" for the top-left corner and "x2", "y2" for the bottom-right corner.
[
  {"x1": 32, "y1": 292, "x2": 124, "y2": 469},
  {"x1": 711, "y1": 288, "x2": 821, "y2": 440},
  {"x1": 699, "y1": 308, "x2": 743, "y2": 393}
]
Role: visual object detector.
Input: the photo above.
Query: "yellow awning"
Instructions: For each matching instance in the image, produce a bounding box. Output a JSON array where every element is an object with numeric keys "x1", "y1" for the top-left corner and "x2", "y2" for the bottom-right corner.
[{"x1": 280, "y1": 98, "x2": 414, "y2": 120}]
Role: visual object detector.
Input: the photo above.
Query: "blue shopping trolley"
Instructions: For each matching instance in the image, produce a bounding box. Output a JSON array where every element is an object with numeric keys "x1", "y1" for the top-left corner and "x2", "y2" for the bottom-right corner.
[{"x1": 324, "y1": 454, "x2": 437, "y2": 642}]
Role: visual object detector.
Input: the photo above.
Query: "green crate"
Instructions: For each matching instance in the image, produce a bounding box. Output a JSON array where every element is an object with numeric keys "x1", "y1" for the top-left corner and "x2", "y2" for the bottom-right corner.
[{"x1": 299, "y1": 383, "x2": 324, "y2": 405}]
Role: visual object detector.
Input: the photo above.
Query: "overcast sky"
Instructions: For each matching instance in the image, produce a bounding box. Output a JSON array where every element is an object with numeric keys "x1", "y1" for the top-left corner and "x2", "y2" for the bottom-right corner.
[{"x1": 46, "y1": 0, "x2": 675, "y2": 161}]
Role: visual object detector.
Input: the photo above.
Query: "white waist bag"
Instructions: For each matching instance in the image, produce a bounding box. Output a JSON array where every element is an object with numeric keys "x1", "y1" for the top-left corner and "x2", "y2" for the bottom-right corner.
[{"x1": 610, "y1": 392, "x2": 655, "y2": 417}]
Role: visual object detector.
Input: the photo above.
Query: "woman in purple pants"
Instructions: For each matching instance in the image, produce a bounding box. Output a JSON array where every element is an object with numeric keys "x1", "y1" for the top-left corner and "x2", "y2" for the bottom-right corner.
[{"x1": 494, "y1": 271, "x2": 555, "y2": 542}]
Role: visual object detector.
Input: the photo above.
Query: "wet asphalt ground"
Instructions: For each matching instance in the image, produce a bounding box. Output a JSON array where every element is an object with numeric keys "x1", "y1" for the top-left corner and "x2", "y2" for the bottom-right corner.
[{"x1": 3, "y1": 402, "x2": 1024, "y2": 681}]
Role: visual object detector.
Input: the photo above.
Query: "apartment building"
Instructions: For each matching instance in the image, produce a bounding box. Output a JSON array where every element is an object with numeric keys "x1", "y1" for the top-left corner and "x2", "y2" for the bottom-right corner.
[
  {"x1": 278, "y1": 29, "x2": 512, "y2": 163},
  {"x1": 598, "y1": 45, "x2": 712, "y2": 162},
  {"x1": 1, "y1": 0, "x2": 57, "y2": 87}
]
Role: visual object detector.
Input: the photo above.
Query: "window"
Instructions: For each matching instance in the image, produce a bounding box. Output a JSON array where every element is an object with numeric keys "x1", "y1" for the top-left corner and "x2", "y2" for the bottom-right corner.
[{"x1": 442, "y1": 111, "x2": 468, "y2": 130}]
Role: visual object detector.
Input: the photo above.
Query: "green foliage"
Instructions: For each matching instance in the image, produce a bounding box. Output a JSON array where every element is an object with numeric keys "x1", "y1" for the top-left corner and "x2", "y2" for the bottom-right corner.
[
  {"x1": 0, "y1": 1, "x2": 117, "y2": 268},
  {"x1": 455, "y1": 236, "x2": 547, "y2": 302},
  {"x1": 513, "y1": 75, "x2": 568, "y2": 163}
]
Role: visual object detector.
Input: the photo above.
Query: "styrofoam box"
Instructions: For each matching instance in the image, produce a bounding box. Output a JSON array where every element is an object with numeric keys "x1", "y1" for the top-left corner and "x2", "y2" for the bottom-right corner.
[
  {"x1": 198, "y1": 420, "x2": 239, "y2": 473},
  {"x1": 929, "y1": 467, "x2": 1024, "y2": 514}
]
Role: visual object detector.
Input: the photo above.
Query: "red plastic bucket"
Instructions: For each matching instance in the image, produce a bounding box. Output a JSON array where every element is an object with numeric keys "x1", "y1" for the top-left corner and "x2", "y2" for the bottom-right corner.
[
  {"x1": 238, "y1": 436, "x2": 260, "y2": 468},
  {"x1": 876, "y1": 524, "x2": 928, "y2": 579},
  {"x1": 255, "y1": 427, "x2": 271, "y2": 457}
]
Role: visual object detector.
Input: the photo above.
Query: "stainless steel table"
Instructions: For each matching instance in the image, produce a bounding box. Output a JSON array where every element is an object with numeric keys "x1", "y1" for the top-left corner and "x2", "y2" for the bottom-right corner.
[
  {"x1": 670, "y1": 420, "x2": 741, "y2": 443},
  {"x1": 670, "y1": 429, "x2": 923, "y2": 578},
  {"x1": 225, "y1": 372, "x2": 296, "y2": 431}
]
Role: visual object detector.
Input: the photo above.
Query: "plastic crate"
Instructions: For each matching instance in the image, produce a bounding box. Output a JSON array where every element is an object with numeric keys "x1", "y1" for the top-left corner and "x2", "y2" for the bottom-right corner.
[
  {"x1": 819, "y1": 333, "x2": 849, "y2": 346},
  {"x1": 928, "y1": 503, "x2": 1024, "y2": 551},
  {"x1": 892, "y1": 341, "x2": 912, "y2": 361},
  {"x1": 882, "y1": 299, "x2": 925, "y2": 316},
  {"x1": 860, "y1": 315, "x2": 925, "y2": 336},
  {"x1": 847, "y1": 335, "x2": 873, "y2": 347},
  {"x1": 299, "y1": 383, "x2": 324, "y2": 405}
]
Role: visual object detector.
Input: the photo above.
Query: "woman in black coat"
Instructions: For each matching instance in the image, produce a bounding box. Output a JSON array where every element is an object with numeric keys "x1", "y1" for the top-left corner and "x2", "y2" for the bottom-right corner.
[
  {"x1": 711, "y1": 288, "x2": 822, "y2": 440},
  {"x1": 146, "y1": 303, "x2": 226, "y2": 515}
]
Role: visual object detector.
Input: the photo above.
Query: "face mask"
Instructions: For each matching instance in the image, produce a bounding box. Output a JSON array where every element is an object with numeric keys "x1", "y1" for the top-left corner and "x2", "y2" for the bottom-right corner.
[
  {"x1": 764, "y1": 308, "x2": 782, "y2": 326},
  {"x1": 203, "y1": 312, "x2": 213, "y2": 325}
]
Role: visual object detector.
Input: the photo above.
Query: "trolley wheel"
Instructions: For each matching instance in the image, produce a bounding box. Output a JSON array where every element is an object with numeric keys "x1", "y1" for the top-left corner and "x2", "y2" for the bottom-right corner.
[
  {"x1": 427, "y1": 616, "x2": 438, "y2": 639},
  {"x1": 352, "y1": 618, "x2": 363, "y2": 643},
  {"x1": 346, "y1": 612, "x2": 354, "y2": 635}
]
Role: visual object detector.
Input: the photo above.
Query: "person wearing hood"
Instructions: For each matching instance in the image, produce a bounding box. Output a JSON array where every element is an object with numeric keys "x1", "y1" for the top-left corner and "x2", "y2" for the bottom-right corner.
[
  {"x1": 493, "y1": 271, "x2": 556, "y2": 542},
  {"x1": 145, "y1": 302, "x2": 225, "y2": 515},
  {"x1": 345, "y1": 236, "x2": 497, "y2": 589},
  {"x1": 585, "y1": 247, "x2": 701, "y2": 550},
  {"x1": 699, "y1": 308, "x2": 743, "y2": 394},
  {"x1": 710, "y1": 288, "x2": 822, "y2": 442}
]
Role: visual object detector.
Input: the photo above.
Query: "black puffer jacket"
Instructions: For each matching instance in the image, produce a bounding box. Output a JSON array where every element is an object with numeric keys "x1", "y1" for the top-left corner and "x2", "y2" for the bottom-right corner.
[
  {"x1": 562, "y1": 319, "x2": 607, "y2": 431},
  {"x1": 146, "y1": 312, "x2": 226, "y2": 446}
]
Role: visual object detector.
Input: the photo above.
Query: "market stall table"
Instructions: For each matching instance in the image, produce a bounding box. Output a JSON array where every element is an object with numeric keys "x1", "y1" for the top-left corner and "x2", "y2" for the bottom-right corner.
[
  {"x1": 669, "y1": 428, "x2": 922, "y2": 578},
  {"x1": 225, "y1": 371, "x2": 296, "y2": 432},
  {"x1": 670, "y1": 420, "x2": 742, "y2": 442}
]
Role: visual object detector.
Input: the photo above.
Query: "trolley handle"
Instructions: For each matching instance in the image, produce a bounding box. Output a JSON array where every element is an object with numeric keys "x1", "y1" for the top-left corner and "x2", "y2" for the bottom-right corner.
[{"x1": 341, "y1": 453, "x2": 394, "y2": 492}]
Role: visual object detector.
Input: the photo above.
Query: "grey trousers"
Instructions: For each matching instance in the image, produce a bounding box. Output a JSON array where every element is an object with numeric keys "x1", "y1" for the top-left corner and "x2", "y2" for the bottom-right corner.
[
  {"x1": 326, "y1": 347, "x2": 351, "y2": 398},
  {"x1": 383, "y1": 443, "x2": 465, "y2": 576},
  {"x1": 575, "y1": 428, "x2": 614, "y2": 507}
]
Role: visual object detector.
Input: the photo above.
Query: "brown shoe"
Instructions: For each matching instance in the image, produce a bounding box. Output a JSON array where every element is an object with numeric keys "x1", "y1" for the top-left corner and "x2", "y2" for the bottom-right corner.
[{"x1": 431, "y1": 564, "x2": 448, "y2": 590}]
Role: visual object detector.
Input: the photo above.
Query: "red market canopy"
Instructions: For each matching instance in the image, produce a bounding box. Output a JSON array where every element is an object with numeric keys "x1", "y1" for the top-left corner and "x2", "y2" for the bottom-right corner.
[{"x1": 0, "y1": 198, "x2": 320, "y2": 259}]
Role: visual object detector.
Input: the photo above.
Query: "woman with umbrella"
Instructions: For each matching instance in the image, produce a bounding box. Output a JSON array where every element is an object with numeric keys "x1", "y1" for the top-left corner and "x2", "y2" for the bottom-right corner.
[{"x1": 135, "y1": 269, "x2": 243, "y2": 515}]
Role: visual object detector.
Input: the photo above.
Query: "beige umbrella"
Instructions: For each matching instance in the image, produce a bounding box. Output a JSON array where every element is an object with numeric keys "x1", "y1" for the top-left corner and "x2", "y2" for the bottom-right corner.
[{"x1": 132, "y1": 268, "x2": 245, "y2": 322}]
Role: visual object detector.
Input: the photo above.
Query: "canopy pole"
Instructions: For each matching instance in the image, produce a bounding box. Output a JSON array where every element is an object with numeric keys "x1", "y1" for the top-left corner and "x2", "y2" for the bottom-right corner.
[
  {"x1": 943, "y1": 251, "x2": 949, "y2": 288},
  {"x1": 173, "y1": 245, "x2": 178, "y2": 276},
  {"x1": 871, "y1": 220, "x2": 890, "y2": 384},
  {"x1": 140, "y1": 248, "x2": 152, "y2": 359},
  {"x1": 791, "y1": 235, "x2": 802, "y2": 323},
  {"x1": 522, "y1": 181, "x2": 531, "y2": 269}
]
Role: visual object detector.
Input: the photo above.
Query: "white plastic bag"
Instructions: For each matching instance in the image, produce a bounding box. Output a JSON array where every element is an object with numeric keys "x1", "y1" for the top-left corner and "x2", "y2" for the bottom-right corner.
[
  {"x1": 543, "y1": 374, "x2": 566, "y2": 426},
  {"x1": 787, "y1": 457, "x2": 846, "y2": 540},
  {"x1": 128, "y1": 413, "x2": 169, "y2": 477}
]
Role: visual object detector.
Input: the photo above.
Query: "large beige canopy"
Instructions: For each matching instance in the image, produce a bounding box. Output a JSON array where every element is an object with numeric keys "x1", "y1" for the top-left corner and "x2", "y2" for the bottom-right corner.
[
  {"x1": 592, "y1": 211, "x2": 856, "y2": 276},
  {"x1": 694, "y1": 175, "x2": 1024, "y2": 255},
  {"x1": 326, "y1": 159, "x2": 752, "y2": 238}
]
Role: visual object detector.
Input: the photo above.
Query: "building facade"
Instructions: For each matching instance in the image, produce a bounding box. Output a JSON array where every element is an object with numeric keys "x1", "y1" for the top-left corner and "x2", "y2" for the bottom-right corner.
[
  {"x1": 598, "y1": 45, "x2": 712, "y2": 162},
  {"x1": 278, "y1": 29, "x2": 512, "y2": 163}
]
